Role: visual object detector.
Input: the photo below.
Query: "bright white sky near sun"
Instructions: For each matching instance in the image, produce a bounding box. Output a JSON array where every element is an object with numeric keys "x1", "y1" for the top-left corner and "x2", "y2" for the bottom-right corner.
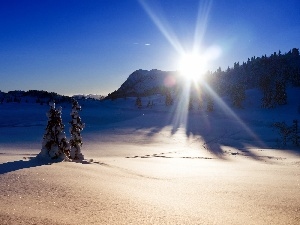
[{"x1": 0, "y1": 0, "x2": 299, "y2": 96}]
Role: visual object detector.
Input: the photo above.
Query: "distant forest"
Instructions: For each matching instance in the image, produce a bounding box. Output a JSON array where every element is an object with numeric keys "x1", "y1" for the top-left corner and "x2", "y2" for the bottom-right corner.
[
  {"x1": 0, "y1": 90, "x2": 105, "y2": 105},
  {"x1": 0, "y1": 90, "x2": 72, "y2": 105},
  {"x1": 209, "y1": 48, "x2": 300, "y2": 108}
]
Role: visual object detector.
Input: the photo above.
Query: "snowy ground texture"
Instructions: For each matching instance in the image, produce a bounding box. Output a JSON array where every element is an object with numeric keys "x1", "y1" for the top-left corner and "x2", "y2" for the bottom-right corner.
[{"x1": 0, "y1": 88, "x2": 300, "y2": 224}]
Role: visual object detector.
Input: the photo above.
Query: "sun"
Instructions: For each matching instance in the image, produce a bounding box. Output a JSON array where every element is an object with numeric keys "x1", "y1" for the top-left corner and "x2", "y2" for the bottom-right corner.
[{"x1": 178, "y1": 53, "x2": 207, "y2": 82}]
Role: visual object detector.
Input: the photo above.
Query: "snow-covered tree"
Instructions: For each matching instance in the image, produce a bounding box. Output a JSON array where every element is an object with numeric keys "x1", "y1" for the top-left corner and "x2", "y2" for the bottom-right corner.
[
  {"x1": 40, "y1": 102, "x2": 70, "y2": 160},
  {"x1": 69, "y1": 99, "x2": 85, "y2": 160}
]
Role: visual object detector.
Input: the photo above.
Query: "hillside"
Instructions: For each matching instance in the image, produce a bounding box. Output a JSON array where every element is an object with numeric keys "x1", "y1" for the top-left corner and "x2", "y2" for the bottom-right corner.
[{"x1": 106, "y1": 69, "x2": 181, "y2": 99}]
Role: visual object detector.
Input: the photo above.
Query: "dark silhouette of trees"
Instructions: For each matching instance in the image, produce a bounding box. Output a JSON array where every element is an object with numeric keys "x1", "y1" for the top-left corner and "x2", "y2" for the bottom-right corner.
[
  {"x1": 0, "y1": 90, "x2": 72, "y2": 104},
  {"x1": 274, "y1": 81, "x2": 287, "y2": 105},
  {"x1": 259, "y1": 76, "x2": 275, "y2": 108},
  {"x1": 210, "y1": 48, "x2": 300, "y2": 108},
  {"x1": 273, "y1": 119, "x2": 300, "y2": 147},
  {"x1": 229, "y1": 84, "x2": 246, "y2": 108}
]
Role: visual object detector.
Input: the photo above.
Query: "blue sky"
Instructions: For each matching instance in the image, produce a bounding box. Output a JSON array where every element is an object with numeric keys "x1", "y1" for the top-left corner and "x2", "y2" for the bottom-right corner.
[{"x1": 0, "y1": 0, "x2": 299, "y2": 96}]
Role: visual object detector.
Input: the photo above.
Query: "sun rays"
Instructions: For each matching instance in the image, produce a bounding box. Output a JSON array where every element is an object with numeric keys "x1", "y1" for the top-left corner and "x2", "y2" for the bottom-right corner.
[{"x1": 138, "y1": 0, "x2": 265, "y2": 147}]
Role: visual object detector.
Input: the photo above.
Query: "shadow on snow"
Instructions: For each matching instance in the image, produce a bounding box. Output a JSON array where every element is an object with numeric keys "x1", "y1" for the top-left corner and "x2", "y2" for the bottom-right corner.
[{"x1": 0, "y1": 156, "x2": 49, "y2": 175}]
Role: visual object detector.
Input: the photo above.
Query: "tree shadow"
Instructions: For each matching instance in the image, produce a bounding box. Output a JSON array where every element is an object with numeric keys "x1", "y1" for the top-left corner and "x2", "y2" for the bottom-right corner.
[
  {"x1": 0, "y1": 156, "x2": 53, "y2": 175},
  {"x1": 112, "y1": 107, "x2": 277, "y2": 161},
  {"x1": 0, "y1": 154, "x2": 106, "y2": 175}
]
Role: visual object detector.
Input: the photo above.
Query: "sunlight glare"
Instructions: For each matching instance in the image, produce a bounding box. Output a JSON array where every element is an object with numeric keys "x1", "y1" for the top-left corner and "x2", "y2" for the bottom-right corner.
[
  {"x1": 138, "y1": 0, "x2": 265, "y2": 149},
  {"x1": 179, "y1": 53, "x2": 207, "y2": 81}
]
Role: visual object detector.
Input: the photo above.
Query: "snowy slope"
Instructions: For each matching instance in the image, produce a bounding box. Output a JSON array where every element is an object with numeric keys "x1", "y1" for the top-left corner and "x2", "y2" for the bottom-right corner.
[{"x1": 1, "y1": 88, "x2": 300, "y2": 225}]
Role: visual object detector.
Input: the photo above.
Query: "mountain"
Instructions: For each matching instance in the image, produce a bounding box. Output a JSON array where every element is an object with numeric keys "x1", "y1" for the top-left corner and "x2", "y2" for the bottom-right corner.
[{"x1": 106, "y1": 69, "x2": 182, "y2": 100}]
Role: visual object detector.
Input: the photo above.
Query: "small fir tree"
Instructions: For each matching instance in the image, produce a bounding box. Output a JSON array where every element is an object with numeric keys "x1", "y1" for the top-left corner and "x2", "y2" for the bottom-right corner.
[
  {"x1": 165, "y1": 90, "x2": 173, "y2": 106},
  {"x1": 197, "y1": 92, "x2": 204, "y2": 110},
  {"x1": 206, "y1": 94, "x2": 214, "y2": 112},
  {"x1": 135, "y1": 96, "x2": 142, "y2": 108},
  {"x1": 292, "y1": 120, "x2": 300, "y2": 146},
  {"x1": 69, "y1": 99, "x2": 85, "y2": 160},
  {"x1": 146, "y1": 100, "x2": 151, "y2": 108},
  {"x1": 273, "y1": 122, "x2": 291, "y2": 146},
  {"x1": 273, "y1": 120, "x2": 300, "y2": 147},
  {"x1": 40, "y1": 102, "x2": 70, "y2": 160},
  {"x1": 230, "y1": 84, "x2": 246, "y2": 108},
  {"x1": 259, "y1": 76, "x2": 275, "y2": 108},
  {"x1": 198, "y1": 99, "x2": 203, "y2": 109},
  {"x1": 261, "y1": 89, "x2": 275, "y2": 108},
  {"x1": 274, "y1": 81, "x2": 287, "y2": 105},
  {"x1": 188, "y1": 98, "x2": 194, "y2": 111}
]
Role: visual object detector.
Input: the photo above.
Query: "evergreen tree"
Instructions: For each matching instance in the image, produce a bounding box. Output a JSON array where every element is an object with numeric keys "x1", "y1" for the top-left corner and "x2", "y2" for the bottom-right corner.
[
  {"x1": 292, "y1": 120, "x2": 300, "y2": 146},
  {"x1": 196, "y1": 90, "x2": 204, "y2": 110},
  {"x1": 188, "y1": 97, "x2": 194, "y2": 111},
  {"x1": 135, "y1": 96, "x2": 142, "y2": 108},
  {"x1": 147, "y1": 100, "x2": 151, "y2": 108},
  {"x1": 230, "y1": 84, "x2": 246, "y2": 108},
  {"x1": 198, "y1": 97, "x2": 204, "y2": 110},
  {"x1": 206, "y1": 94, "x2": 214, "y2": 112},
  {"x1": 273, "y1": 120, "x2": 300, "y2": 147},
  {"x1": 69, "y1": 99, "x2": 85, "y2": 160},
  {"x1": 146, "y1": 99, "x2": 154, "y2": 108},
  {"x1": 274, "y1": 81, "x2": 287, "y2": 105},
  {"x1": 165, "y1": 90, "x2": 173, "y2": 106},
  {"x1": 259, "y1": 76, "x2": 275, "y2": 108},
  {"x1": 40, "y1": 102, "x2": 70, "y2": 160},
  {"x1": 261, "y1": 89, "x2": 274, "y2": 108}
]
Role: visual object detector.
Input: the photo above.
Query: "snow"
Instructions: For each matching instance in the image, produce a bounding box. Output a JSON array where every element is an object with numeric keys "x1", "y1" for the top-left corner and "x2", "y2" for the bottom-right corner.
[{"x1": 0, "y1": 88, "x2": 299, "y2": 224}]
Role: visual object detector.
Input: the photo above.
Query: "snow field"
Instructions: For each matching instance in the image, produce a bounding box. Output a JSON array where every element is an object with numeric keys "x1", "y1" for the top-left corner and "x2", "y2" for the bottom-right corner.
[{"x1": 0, "y1": 88, "x2": 300, "y2": 224}]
